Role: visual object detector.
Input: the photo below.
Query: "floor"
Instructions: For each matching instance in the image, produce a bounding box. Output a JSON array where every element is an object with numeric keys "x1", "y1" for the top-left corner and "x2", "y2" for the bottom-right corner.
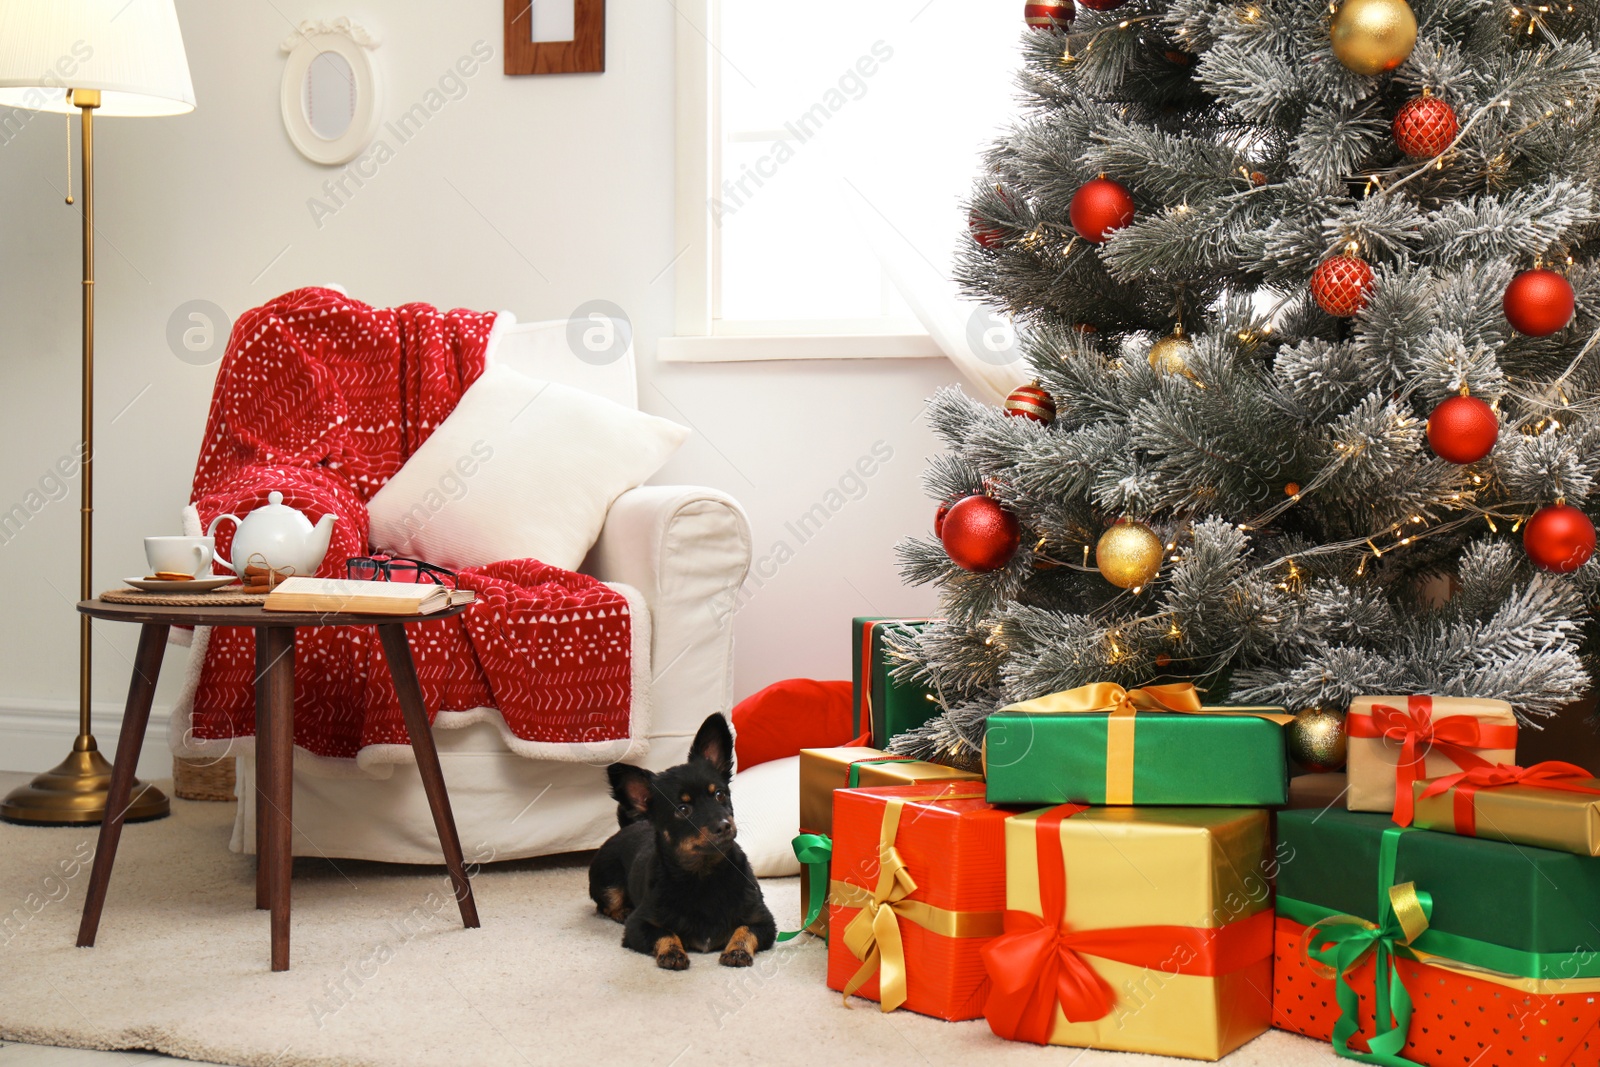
[
  {"x1": 0, "y1": 770, "x2": 1338, "y2": 1067},
  {"x1": 0, "y1": 1045, "x2": 218, "y2": 1067},
  {"x1": 0, "y1": 772, "x2": 218, "y2": 1067}
]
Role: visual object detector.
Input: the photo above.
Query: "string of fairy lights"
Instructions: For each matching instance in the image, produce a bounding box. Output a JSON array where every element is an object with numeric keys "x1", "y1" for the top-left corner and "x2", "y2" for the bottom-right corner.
[{"x1": 952, "y1": 0, "x2": 1600, "y2": 683}]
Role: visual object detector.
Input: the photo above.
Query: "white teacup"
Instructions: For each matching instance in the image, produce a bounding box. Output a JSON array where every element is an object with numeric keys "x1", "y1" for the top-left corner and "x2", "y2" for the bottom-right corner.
[{"x1": 145, "y1": 535, "x2": 215, "y2": 578}]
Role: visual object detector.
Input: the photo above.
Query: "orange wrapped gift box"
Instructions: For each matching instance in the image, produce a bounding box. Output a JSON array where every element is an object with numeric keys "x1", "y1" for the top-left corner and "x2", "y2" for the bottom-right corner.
[
  {"x1": 825, "y1": 780, "x2": 1008, "y2": 1021},
  {"x1": 1274, "y1": 916, "x2": 1600, "y2": 1066}
]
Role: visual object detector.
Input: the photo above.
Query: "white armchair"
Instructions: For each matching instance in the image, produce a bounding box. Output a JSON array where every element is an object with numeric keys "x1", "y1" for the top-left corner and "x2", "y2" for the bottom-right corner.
[{"x1": 216, "y1": 318, "x2": 752, "y2": 863}]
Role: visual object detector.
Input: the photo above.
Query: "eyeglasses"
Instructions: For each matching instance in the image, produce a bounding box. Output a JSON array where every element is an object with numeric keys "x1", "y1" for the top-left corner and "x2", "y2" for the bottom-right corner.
[{"x1": 346, "y1": 555, "x2": 458, "y2": 588}]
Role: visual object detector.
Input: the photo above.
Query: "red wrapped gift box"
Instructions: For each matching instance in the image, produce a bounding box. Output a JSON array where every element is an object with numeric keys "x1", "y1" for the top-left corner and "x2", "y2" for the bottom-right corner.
[{"x1": 825, "y1": 780, "x2": 1008, "y2": 1020}]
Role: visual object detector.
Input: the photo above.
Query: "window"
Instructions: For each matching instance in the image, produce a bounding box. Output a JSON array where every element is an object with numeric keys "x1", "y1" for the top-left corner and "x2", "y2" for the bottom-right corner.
[{"x1": 663, "y1": 0, "x2": 1019, "y2": 361}]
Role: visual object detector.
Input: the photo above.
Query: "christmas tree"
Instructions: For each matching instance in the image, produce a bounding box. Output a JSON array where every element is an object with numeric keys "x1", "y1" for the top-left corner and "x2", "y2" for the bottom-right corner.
[{"x1": 891, "y1": 0, "x2": 1600, "y2": 766}]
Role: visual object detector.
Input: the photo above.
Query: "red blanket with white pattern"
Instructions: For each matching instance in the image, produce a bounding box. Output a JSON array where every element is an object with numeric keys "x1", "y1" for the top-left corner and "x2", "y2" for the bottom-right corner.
[{"x1": 184, "y1": 288, "x2": 636, "y2": 765}]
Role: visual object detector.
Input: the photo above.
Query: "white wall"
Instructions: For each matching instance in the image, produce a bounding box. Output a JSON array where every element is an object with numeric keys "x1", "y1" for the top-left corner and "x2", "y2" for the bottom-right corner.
[{"x1": 0, "y1": 1, "x2": 955, "y2": 776}]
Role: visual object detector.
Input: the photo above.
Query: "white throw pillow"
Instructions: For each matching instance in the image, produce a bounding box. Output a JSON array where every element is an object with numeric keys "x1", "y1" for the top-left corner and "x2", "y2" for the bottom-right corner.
[
  {"x1": 731, "y1": 756, "x2": 801, "y2": 878},
  {"x1": 367, "y1": 364, "x2": 690, "y2": 571}
]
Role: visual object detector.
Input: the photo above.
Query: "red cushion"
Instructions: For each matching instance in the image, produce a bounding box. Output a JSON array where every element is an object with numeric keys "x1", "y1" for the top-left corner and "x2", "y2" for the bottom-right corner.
[{"x1": 732, "y1": 678, "x2": 854, "y2": 771}]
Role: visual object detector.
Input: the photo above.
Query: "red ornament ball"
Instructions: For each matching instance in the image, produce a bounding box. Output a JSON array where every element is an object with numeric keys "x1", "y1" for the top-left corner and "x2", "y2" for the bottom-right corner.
[
  {"x1": 1427, "y1": 394, "x2": 1499, "y2": 464},
  {"x1": 1392, "y1": 94, "x2": 1458, "y2": 158},
  {"x1": 1523, "y1": 504, "x2": 1596, "y2": 573},
  {"x1": 969, "y1": 209, "x2": 1007, "y2": 250},
  {"x1": 941, "y1": 495, "x2": 1021, "y2": 573},
  {"x1": 1004, "y1": 383, "x2": 1057, "y2": 424},
  {"x1": 934, "y1": 498, "x2": 955, "y2": 537},
  {"x1": 1024, "y1": 0, "x2": 1075, "y2": 31},
  {"x1": 1310, "y1": 255, "x2": 1374, "y2": 317},
  {"x1": 1078, "y1": 0, "x2": 1127, "y2": 9},
  {"x1": 1503, "y1": 269, "x2": 1575, "y2": 337},
  {"x1": 1069, "y1": 178, "x2": 1135, "y2": 244}
]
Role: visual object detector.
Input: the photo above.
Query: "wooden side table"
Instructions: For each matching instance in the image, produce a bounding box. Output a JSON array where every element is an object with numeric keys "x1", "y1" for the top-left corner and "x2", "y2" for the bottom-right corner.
[{"x1": 73, "y1": 599, "x2": 480, "y2": 971}]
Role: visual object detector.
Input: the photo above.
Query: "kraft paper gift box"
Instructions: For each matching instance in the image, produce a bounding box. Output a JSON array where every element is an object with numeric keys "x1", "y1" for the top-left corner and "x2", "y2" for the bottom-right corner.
[
  {"x1": 851, "y1": 617, "x2": 941, "y2": 748},
  {"x1": 824, "y1": 780, "x2": 1008, "y2": 1020},
  {"x1": 1287, "y1": 772, "x2": 1349, "y2": 810},
  {"x1": 1346, "y1": 695, "x2": 1518, "y2": 824},
  {"x1": 1411, "y1": 761, "x2": 1600, "y2": 857},
  {"x1": 795, "y1": 746, "x2": 982, "y2": 938},
  {"x1": 1273, "y1": 808, "x2": 1600, "y2": 1067},
  {"x1": 983, "y1": 682, "x2": 1290, "y2": 806},
  {"x1": 982, "y1": 805, "x2": 1275, "y2": 1060}
]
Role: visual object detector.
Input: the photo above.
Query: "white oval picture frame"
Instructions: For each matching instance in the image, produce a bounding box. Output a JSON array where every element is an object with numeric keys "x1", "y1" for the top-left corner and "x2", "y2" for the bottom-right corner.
[{"x1": 280, "y1": 19, "x2": 381, "y2": 166}]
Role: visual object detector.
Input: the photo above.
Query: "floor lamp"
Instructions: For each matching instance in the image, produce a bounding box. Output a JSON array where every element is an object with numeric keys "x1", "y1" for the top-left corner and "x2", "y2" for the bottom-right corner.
[{"x1": 0, "y1": 0, "x2": 195, "y2": 825}]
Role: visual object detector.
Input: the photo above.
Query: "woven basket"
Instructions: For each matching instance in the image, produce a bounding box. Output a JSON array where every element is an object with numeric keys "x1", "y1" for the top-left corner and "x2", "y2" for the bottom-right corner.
[{"x1": 173, "y1": 756, "x2": 237, "y2": 802}]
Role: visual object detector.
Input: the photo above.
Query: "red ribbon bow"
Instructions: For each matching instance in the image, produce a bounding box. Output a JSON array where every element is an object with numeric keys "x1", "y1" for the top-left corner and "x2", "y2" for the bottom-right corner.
[
  {"x1": 980, "y1": 804, "x2": 1273, "y2": 1045},
  {"x1": 1347, "y1": 696, "x2": 1517, "y2": 826},
  {"x1": 1418, "y1": 761, "x2": 1600, "y2": 836}
]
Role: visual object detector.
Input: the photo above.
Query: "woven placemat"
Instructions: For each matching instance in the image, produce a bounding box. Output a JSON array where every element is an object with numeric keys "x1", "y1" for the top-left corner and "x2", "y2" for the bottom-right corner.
[{"x1": 100, "y1": 586, "x2": 270, "y2": 607}]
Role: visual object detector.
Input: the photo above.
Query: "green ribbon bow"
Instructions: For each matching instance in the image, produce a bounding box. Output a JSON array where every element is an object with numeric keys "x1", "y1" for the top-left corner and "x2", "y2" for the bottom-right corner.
[
  {"x1": 1302, "y1": 827, "x2": 1433, "y2": 1067},
  {"x1": 776, "y1": 833, "x2": 832, "y2": 943}
]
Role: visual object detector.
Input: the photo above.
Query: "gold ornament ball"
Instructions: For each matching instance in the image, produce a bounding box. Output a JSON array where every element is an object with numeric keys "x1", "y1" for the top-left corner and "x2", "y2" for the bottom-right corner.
[
  {"x1": 1330, "y1": 0, "x2": 1417, "y2": 76},
  {"x1": 1148, "y1": 330, "x2": 1193, "y2": 374},
  {"x1": 1096, "y1": 520, "x2": 1164, "y2": 589},
  {"x1": 1287, "y1": 706, "x2": 1348, "y2": 772}
]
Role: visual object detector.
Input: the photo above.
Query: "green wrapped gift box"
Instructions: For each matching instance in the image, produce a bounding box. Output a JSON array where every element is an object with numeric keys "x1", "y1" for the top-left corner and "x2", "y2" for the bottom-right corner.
[
  {"x1": 1277, "y1": 807, "x2": 1600, "y2": 963},
  {"x1": 851, "y1": 617, "x2": 941, "y2": 747},
  {"x1": 982, "y1": 682, "x2": 1289, "y2": 806}
]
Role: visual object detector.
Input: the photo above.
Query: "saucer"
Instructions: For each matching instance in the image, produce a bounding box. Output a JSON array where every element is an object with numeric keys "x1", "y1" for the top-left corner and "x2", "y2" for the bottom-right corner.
[{"x1": 123, "y1": 576, "x2": 240, "y2": 593}]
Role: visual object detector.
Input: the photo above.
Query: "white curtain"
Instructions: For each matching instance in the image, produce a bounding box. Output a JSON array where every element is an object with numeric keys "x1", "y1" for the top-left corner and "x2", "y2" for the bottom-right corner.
[{"x1": 854, "y1": 197, "x2": 1031, "y2": 404}]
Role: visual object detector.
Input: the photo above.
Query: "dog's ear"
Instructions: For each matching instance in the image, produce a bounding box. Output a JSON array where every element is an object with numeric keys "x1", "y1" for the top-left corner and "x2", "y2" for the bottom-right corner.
[
  {"x1": 689, "y1": 713, "x2": 734, "y2": 778},
  {"x1": 607, "y1": 763, "x2": 656, "y2": 819}
]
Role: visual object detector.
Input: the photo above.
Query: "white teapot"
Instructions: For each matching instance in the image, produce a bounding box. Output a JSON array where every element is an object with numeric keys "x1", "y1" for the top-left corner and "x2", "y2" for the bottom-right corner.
[{"x1": 206, "y1": 491, "x2": 336, "y2": 580}]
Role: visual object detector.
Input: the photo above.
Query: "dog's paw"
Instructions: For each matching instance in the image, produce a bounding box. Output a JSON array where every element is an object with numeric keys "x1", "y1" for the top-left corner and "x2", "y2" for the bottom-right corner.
[
  {"x1": 719, "y1": 948, "x2": 753, "y2": 968},
  {"x1": 654, "y1": 934, "x2": 691, "y2": 971}
]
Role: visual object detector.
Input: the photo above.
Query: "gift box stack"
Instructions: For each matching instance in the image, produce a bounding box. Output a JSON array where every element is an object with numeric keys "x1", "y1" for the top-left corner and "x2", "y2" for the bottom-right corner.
[
  {"x1": 1273, "y1": 695, "x2": 1600, "y2": 1067},
  {"x1": 792, "y1": 620, "x2": 1295, "y2": 1058},
  {"x1": 790, "y1": 625, "x2": 1600, "y2": 1062}
]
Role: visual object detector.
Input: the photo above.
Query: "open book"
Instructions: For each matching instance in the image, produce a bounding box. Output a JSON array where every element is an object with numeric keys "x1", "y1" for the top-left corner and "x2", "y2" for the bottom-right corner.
[{"x1": 263, "y1": 576, "x2": 476, "y2": 616}]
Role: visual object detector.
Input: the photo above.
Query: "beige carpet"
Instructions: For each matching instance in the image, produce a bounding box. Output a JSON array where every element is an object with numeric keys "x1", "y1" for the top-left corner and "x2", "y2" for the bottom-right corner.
[{"x1": 0, "y1": 794, "x2": 1340, "y2": 1067}]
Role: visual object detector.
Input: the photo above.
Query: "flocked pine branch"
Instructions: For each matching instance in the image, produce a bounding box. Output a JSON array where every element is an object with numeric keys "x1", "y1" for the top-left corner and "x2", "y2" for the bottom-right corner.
[{"x1": 894, "y1": 0, "x2": 1600, "y2": 762}]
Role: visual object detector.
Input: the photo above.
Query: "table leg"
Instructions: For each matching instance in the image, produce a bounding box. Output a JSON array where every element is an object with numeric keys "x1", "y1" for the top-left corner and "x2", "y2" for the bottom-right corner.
[
  {"x1": 77, "y1": 623, "x2": 169, "y2": 948},
  {"x1": 254, "y1": 627, "x2": 272, "y2": 911},
  {"x1": 259, "y1": 625, "x2": 296, "y2": 971},
  {"x1": 378, "y1": 623, "x2": 480, "y2": 929}
]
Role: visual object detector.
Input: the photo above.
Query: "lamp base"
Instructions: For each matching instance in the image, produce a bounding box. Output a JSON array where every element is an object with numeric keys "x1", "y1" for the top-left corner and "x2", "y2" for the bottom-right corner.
[{"x1": 0, "y1": 735, "x2": 169, "y2": 826}]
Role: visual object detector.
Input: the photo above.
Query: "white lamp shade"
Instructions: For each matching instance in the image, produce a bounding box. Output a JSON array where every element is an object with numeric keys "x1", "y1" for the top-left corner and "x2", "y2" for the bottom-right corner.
[{"x1": 0, "y1": 0, "x2": 193, "y2": 116}]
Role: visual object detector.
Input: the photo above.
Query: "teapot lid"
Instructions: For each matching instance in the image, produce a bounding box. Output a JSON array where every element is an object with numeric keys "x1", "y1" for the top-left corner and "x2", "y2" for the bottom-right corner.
[{"x1": 268, "y1": 491, "x2": 284, "y2": 506}]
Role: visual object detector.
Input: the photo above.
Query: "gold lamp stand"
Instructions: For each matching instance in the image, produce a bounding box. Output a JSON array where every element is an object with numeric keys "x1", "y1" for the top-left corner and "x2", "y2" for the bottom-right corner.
[{"x1": 1, "y1": 89, "x2": 169, "y2": 826}]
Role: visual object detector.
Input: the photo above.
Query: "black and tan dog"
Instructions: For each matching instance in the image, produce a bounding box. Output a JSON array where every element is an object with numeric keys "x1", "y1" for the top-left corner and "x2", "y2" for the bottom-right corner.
[{"x1": 587, "y1": 713, "x2": 776, "y2": 970}]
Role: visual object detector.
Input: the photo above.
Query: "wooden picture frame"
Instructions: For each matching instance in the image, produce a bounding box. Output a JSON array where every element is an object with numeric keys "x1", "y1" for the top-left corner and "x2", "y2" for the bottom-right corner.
[{"x1": 504, "y1": 0, "x2": 605, "y2": 75}]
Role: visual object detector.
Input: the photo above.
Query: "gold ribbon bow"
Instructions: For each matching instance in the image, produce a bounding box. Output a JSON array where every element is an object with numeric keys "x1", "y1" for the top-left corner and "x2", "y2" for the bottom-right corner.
[
  {"x1": 1000, "y1": 682, "x2": 1293, "y2": 804},
  {"x1": 836, "y1": 796, "x2": 1004, "y2": 1012}
]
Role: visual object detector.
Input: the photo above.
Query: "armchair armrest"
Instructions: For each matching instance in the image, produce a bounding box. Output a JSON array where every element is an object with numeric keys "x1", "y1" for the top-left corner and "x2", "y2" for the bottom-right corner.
[
  {"x1": 585, "y1": 485, "x2": 751, "y2": 619},
  {"x1": 583, "y1": 486, "x2": 751, "y2": 741}
]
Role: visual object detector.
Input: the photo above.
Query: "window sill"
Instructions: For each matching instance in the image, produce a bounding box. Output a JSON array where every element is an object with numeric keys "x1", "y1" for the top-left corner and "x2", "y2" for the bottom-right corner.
[{"x1": 656, "y1": 333, "x2": 945, "y2": 363}]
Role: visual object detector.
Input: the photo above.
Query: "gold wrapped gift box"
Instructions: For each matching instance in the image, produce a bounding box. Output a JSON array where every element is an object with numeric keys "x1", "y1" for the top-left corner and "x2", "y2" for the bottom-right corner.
[
  {"x1": 985, "y1": 806, "x2": 1275, "y2": 1060},
  {"x1": 798, "y1": 746, "x2": 982, "y2": 837},
  {"x1": 1411, "y1": 762, "x2": 1600, "y2": 857}
]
